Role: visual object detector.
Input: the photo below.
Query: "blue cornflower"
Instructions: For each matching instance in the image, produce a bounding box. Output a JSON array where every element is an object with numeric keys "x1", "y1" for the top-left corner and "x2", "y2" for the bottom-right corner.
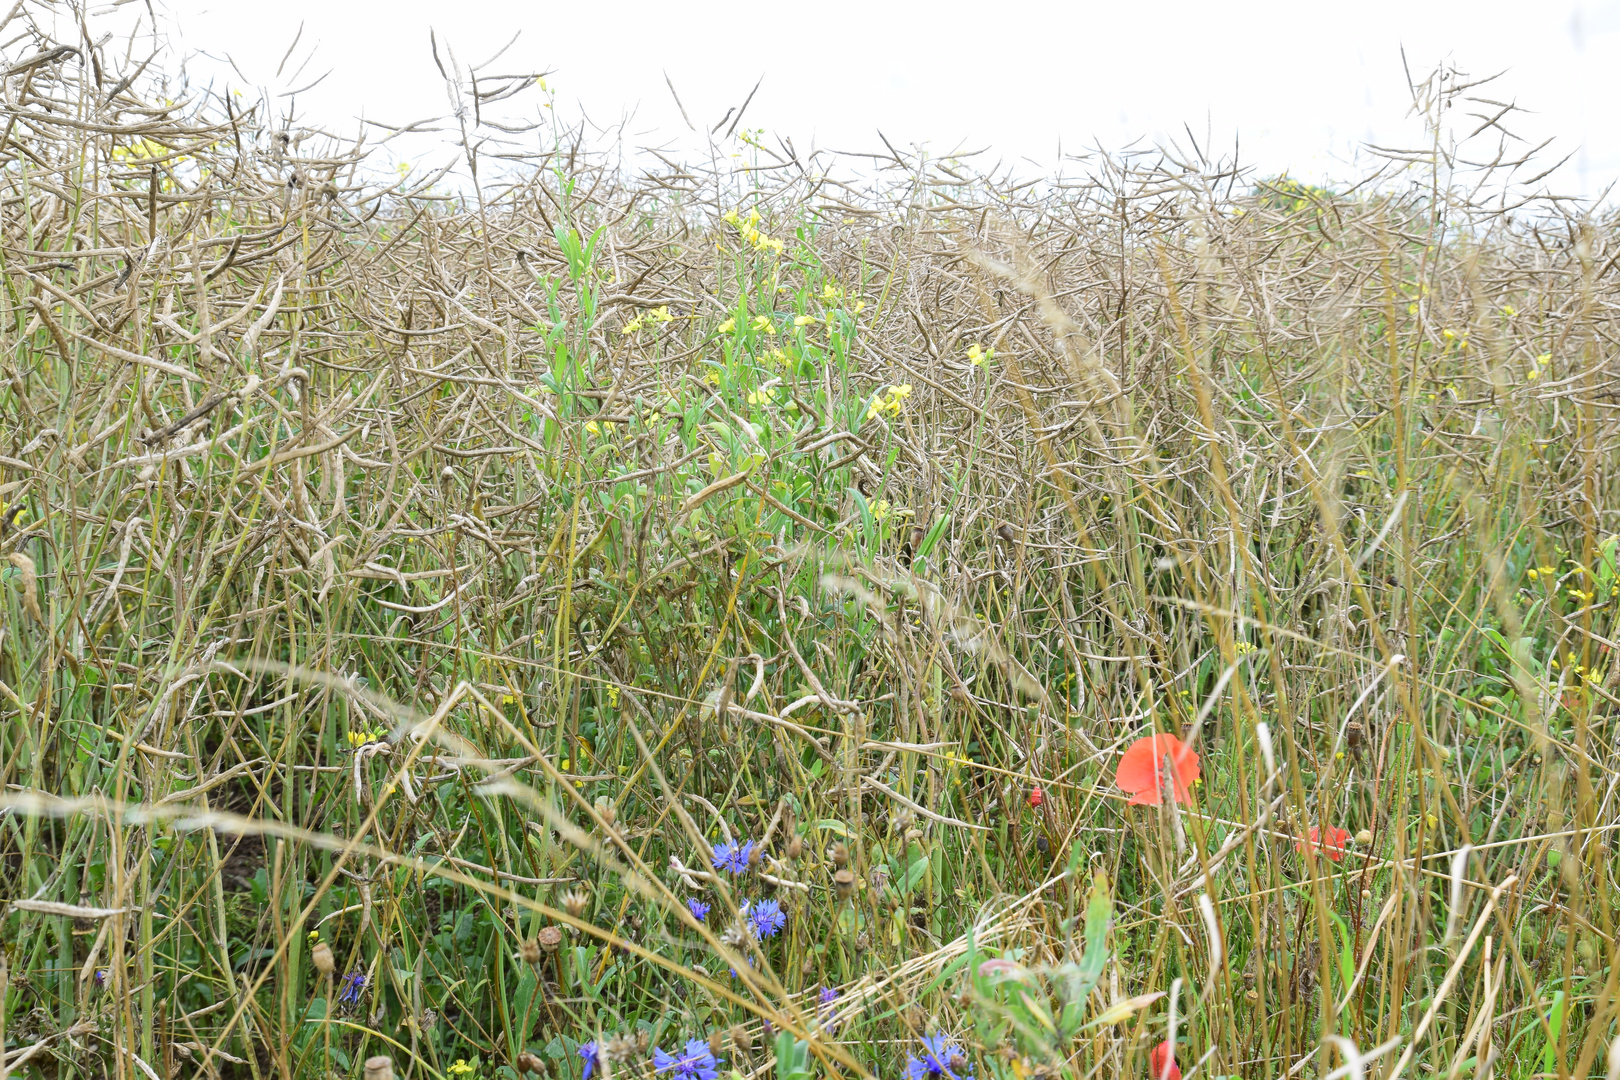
[
  {"x1": 745, "y1": 898, "x2": 785, "y2": 940},
  {"x1": 711, "y1": 839, "x2": 754, "y2": 875},
  {"x1": 653, "y1": 1039, "x2": 721, "y2": 1080},
  {"x1": 580, "y1": 1041, "x2": 600, "y2": 1080},
  {"x1": 337, "y1": 970, "x2": 366, "y2": 1006},
  {"x1": 818, "y1": 986, "x2": 841, "y2": 1034},
  {"x1": 906, "y1": 1035, "x2": 971, "y2": 1080},
  {"x1": 687, "y1": 898, "x2": 711, "y2": 922}
]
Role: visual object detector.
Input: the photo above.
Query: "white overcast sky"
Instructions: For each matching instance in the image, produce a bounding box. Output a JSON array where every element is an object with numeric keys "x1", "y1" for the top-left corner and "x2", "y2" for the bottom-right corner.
[{"x1": 122, "y1": 0, "x2": 1620, "y2": 197}]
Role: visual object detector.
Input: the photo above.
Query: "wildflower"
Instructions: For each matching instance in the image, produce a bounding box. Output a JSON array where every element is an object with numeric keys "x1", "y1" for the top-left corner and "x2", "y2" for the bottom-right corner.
[
  {"x1": 794, "y1": 315, "x2": 817, "y2": 327},
  {"x1": 687, "y1": 898, "x2": 711, "y2": 922},
  {"x1": 94, "y1": 968, "x2": 108, "y2": 988},
  {"x1": 967, "y1": 344, "x2": 993, "y2": 368},
  {"x1": 822, "y1": 282, "x2": 843, "y2": 301},
  {"x1": 745, "y1": 898, "x2": 786, "y2": 940},
  {"x1": 653, "y1": 1039, "x2": 721, "y2": 1080},
  {"x1": 585, "y1": 421, "x2": 602, "y2": 436},
  {"x1": 818, "y1": 986, "x2": 841, "y2": 1033},
  {"x1": 1027, "y1": 786, "x2": 1044, "y2": 808},
  {"x1": 906, "y1": 1035, "x2": 972, "y2": 1080},
  {"x1": 448, "y1": 1062, "x2": 475, "y2": 1078},
  {"x1": 718, "y1": 318, "x2": 736, "y2": 334},
  {"x1": 711, "y1": 839, "x2": 754, "y2": 874},
  {"x1": 1296, "y1": 824, "x2": 1351, "y2": 862},
  {"x1": 1149, "y1": 1041, "x2": 1180, "y2": 1080},
  {"x1": 337, "y1": 969, "x2": 366, "y2": 1006},
  {"x1": 650, "y1": 305, "x2": 674, "y2": 323},
  {"x1": 621, "y1": 317, "x2": 644, "y2": 335},
  {"x1": 751, "y1": 315, "x2": 776, "y2": 335},
  {"x1": 1114, "y1": 733, "x2": 1200, "y2": 806},
  {"x1": 580, "y1": 1042, "x2": 600, "y2": 1080}
]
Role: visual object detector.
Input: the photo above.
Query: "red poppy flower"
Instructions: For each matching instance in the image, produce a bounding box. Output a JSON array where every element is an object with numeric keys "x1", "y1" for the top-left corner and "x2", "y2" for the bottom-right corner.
[
  {"x1": 1027, "y1": 786, "x2": 1044, "y2": 808},
  {"x1": 1115, "y1": 734, "x2": 1200, "y2": 805},
  {"x1": 1149, "y1": 1041, "x2": 1180, "y2": 1080},
  {"x1": 1297, "y1": 824, "x2": 1351, "y2": 862}
]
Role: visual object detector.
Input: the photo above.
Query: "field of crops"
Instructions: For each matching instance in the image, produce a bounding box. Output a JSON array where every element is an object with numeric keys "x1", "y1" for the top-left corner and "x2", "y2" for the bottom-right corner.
[{"x1": 3, "y1": 7, "x2": 1620, "y2": 1080}]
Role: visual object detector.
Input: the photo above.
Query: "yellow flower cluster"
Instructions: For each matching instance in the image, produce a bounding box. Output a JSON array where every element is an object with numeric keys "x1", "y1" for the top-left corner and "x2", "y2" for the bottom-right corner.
[
  {"x1": 967, "y1": 343, "x2": 994, "y2": 368},
  {"x1": 346, "y1": 729, "x2": 387, "y2": 747},
  {"x1": 620, "y1": 304, "x2": 674, "y2": 335},
  {"x1": 866, "y1": 383, "x2": 911, "y2": 420},
  {"x1": 722, "y1": 208, "x2": 785, "y2": 255},
  {"x1": 1527, "y1": 352, "x2": 1550, "y2": 381}
]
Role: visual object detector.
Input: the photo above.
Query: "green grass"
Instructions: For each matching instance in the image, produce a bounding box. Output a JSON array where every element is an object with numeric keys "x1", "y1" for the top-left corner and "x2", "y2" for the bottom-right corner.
[{"x1": 0, "y1": 32, "x2": 1618, "y2": 1080}]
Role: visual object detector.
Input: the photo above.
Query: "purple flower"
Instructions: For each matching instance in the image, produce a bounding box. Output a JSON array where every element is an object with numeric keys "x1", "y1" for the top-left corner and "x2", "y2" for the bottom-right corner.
[
  {"x1": 906, "y1": 1035, "x2": 971, "y2": 1080},
  {"x1": 745, "y1": 898, "x2": 785, "y2": 940},
  {"x1": 711, "y1": 839, "x2": 754, "y2": 875},
  {"x1": 653, "y1": 1039, "x2": 721, "y2": 1080},
  {"x1": 337, "y1": 970, "x2": 366, "y2": 1006},
  {"x1": 93, "y1": 969, "x2": 108, "y2": 988},
  {"x1": 686, "y1": 898, "x2": 711, "y2": 922},
  {"x1": 818, "y1": 986, "x2": 841, "y2": 1034},
  {"x1": 580, "y1": 1041, "x2": 600, "y2": 1080}
]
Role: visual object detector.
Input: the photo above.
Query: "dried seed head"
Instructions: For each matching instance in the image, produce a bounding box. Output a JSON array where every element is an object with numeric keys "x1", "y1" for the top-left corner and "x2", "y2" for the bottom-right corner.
[
  {"x1": 521, "y1": 938, "x2": 543, "y2": 966},
  {"x1": 537, "y1": 926, "x2": 564, "y2": 954},
  {"x1": 830, "y1": 842, "x2": 849, "y2": 868},
  {"x1": 603, "y1": 1033, "x2": 641, "y2": 1063},
  {"x1": 747, "y1": 844, "x2": 765, "y2": 870},
  {"x1": 707, "y1": 1031, "x2": 725, "y2": 1057},
  {"x1": 563, "y1": 890, "x2": 590, "y2": 919},
  {"x1": 833, "y1": 868, "x2": 856, "y2": 901},
  {"x1": 364, "y1": 1057, "x2": 394, "y2": 1080},
  {"x1": 311, "y1": 942, "x2": 335, "y2": 976},
  {"x1": 730, "y1": 1024, "x2": 754, "y2": 1053},
  {"x1": 634, "y1": 1030, "x2": 651, "y2": 1055},
  {"x1": 594, "y1": 796, "x2": 617, "y2": 828},
  {"x1": 516, "y1": 1053, "x2": 543, "y2": 1075},
  {"x1": 785, "y1": 834, "x2": 803, "y2": 860}
]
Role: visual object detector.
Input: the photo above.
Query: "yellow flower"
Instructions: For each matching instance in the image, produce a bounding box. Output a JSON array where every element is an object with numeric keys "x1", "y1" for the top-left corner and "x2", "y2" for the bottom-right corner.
[
  {"x1": 449, "y1": 1061, "x2": 475, "y2": 1077},
  {"x1": 1539, "y1": 565, "x2": 1557, "y2": 577},
  {"x1": 822, "y1": 282, "x2": 843, "y2": 300},
  {"x1": 703, "y1": 370, "x2": 722, "y2": 386},
  {"x1": 308, "y1": 929, "x2": 320, "y2": 943},
  {"x1": 502, "y1": 693, "x2": 517, "y2": 705},
  {"x1": 752, "y1": 315, "x2": 776, "y2": 335},
  {"x1": 1408, "y1": 303, "x2": 1419, "y2": 315},
  {"x1": 1527, "y1": 568, "x2": 1539, "y2": 580},
  {"x1": 608, "y1": 686, "x2": 620, "y2": 707},
  {"x1": 1442, "y1": 328, "x2": 1455, "y2": 339},
  {"x1": 649, "y1": 305, "x2": 673, "y2": 323},
  {"x1": 1501, "y1": 305, "x2": 1516, "y2": 316},
  {"x1": 871, "y1": 499, "x2": 891, "y2": 521},
  {"x1": 967, "y1": 344, "x2": 994, "y2": 368},
  {"x1": 747, "y1": 390, "x2": 771, "y2": 406},
  {"x1": 853, "y1": 300, "x2": 865, "y2": 314},
  {"x1": 794, "y1": 315, "x2": 817, "y2": 327},
  {"x1": 620, "y1": 318, "x2": 643, "y2": 335},
  {"x1": 1569, "y1": 588, "x2": 1593, "y2": 603},
  {"x1": 585, "y1": 421, "x2": 602, "y2": 436},
  {"x1": 718, "y1": 317, "x2": 736, "y2": 333}
]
